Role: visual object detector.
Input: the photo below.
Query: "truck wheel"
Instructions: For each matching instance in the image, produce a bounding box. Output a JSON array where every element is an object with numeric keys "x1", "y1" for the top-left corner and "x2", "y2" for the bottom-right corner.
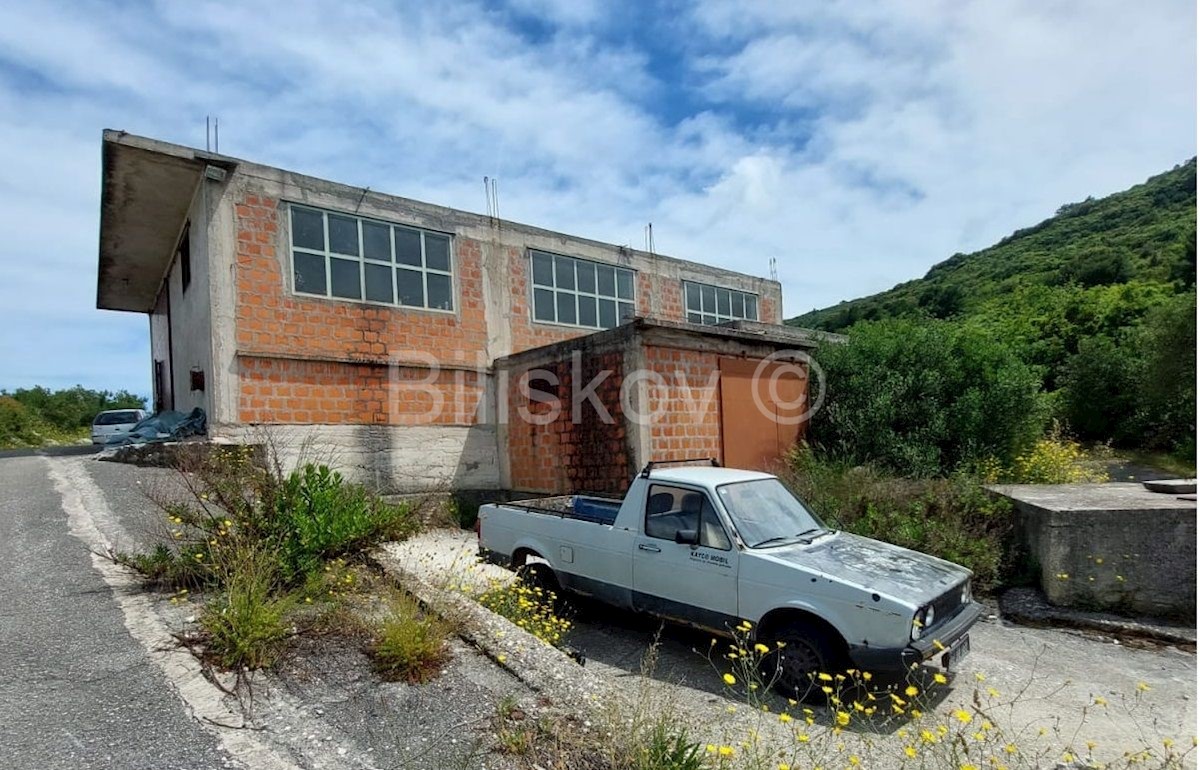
[
  {"x1": 764, "y1": 623, "x2": 848, "y2": 702},
  {"x1": 517, "y1": 563, "x2": 564, "y2": 607}
]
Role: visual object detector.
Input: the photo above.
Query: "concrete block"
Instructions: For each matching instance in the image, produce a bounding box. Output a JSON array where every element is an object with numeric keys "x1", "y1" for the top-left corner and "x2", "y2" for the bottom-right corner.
[{"x1": 990, "y1": 483, "x2": 1196, "y2": 620}]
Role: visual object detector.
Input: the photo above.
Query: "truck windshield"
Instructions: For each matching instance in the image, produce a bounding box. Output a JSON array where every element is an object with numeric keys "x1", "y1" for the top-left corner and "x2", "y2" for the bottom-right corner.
[{"x1": 716, "y1": 479, "x2": 828, "y2": 548}]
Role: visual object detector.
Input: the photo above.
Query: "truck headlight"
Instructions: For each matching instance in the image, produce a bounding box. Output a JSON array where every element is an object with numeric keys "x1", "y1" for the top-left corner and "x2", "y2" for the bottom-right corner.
[
  {"x1": 911, "y1": 605, "x2": 936, "y2": 640},
  {"x1": 961, "y1": 581, "x2": 972, "y2": 605}
]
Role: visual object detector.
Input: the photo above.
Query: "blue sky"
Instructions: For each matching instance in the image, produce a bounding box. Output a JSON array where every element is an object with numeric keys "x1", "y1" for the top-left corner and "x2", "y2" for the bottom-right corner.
[{"x1": 0, "y1": 0, "x2": 1194, "y2": 397}]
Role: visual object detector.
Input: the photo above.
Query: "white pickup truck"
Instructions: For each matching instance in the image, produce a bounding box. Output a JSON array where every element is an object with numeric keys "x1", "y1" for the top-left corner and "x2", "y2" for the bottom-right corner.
[{"x1": 478, "y1": 461, "x2": 983, "y2": 694}]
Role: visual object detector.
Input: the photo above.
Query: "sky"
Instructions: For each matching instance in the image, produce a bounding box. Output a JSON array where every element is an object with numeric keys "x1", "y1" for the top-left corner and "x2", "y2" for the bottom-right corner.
[{"x1": 0, "y1": 0, "x2": 1194, "y2": 397}]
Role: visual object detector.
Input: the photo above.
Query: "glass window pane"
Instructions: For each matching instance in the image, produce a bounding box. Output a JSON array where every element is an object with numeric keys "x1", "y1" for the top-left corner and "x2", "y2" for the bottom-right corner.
[
  {"x1": 618, "y1": 301, "x2": 635, "y2": 323},
  {"x1": 395, "y1": 227, "x2": 422, "y2": 266},
  {"x1": 533, "y1": 288, "x2": 555, "y2": 321},
  {"x1": 687, "y1": 312, "x2": 703, "y2": 324},
  {"x1": 685, "y1": 282, "x2": 701, "y2": 311},
  {"x1": 746, "y1": 295, "x2": 758, "y2": 321},
  {"x1": 330, "y1": 257, "x2": 361, "y2": 299},
  {"x1": 597, "y1": 265, "x2": 616, "y2": 297},
  {"x1": 717, "y1": 289, "x2": 731, "y2": 317},
  {"x1": 598, "y1": 299, "x2": 617, "y2": 329},
  {"x1": 554, "y1": 256, "x2": 575, "y2": 290},
  {"x1": 702, "y1": 286, "x2": 716, "y2": 313},
  {"x1": 365, "y1": 263, "x2": 393, "y2": 303},
  {"x1": 577, "y1": 262, "x2": 596, "y2": 293},
  {"x1": 427, "y1": 273, "x2": 453, "y2": 311},
  {"x1": 291, "y1": 207, "x2": 325, "y2": 250},
  {"x1": 293, "y1": 251, "x2": 326, "y2": 295},
  {"x1": 578, "y1": 295, "x2": 598, "y2": 327},
  {"x1": 424, "y1": 233, "x2": 451, "y2": 272},
  {"x1": 328, "y1": 214, "x2": 359, "y2": 256},
  {"x1": 703, "y1": 314, "x2": 717, "y2": 325},
  {"x1": 731, "y1": 291, "x2": 745, "y2": 319},
  {"x1": 532, "y1": 252, "x2": 554, "y2": 286},
  {"x1": 616, "y1": 269, "x2": 634, "y2": 300},
  {"x1": 363, "y1": 221, "x2": 391, "y2": 261},
  {"x1": 397, "y1": 268, "x2": 424, "y2": 306},
  {"x1": 556, "y1": 292, "x2": 577, "y2": 325}
]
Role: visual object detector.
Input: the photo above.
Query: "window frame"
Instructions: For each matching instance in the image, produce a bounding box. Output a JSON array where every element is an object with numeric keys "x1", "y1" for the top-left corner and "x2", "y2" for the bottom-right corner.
[
  {"x1": 643, "y1": 483, "x2": 732, "y2": 551},
  {"x1": 528, "y1": 249, "x2": 637, "y2": 330},
  {"x1": 286, "y1": 203, "x2": 456, "y2": 314},
  {"x1": 682, "y1": 279, "x2": 759, "y2": 325}
]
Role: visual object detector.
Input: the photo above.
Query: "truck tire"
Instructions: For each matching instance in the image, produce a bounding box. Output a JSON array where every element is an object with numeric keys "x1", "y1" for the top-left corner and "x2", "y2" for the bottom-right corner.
[
  {"x1": 516, "y1": 562, "x2": 564, "y2": 607},
  {"x1": 764, "y1": 622, "x2": 849, "y2": 702}
]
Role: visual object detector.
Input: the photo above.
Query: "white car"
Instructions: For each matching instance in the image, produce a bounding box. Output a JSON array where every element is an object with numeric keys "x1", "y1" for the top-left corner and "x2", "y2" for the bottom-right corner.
[
  {"x1": 478, "y1": 461, "x2": 981, "y2": 696},
  {"x1": 91, "y1": 409, "x2": 148, "y2": 445}
]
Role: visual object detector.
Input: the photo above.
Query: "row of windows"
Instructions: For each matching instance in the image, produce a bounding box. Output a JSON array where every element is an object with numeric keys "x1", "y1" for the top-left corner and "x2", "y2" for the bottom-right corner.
[{"x1": 286, "y1": 204, "x2": 760, "y2": 329}]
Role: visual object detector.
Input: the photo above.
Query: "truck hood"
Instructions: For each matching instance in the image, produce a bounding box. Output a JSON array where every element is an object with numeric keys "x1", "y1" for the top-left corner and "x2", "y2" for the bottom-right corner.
[{"x1": 756, "y1": 531, "x2": 969, "y2": 603}]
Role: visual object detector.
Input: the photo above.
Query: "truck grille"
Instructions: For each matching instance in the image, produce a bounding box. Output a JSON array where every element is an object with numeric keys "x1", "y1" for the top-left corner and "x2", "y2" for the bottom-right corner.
[{"x1": 930, "y1": 583, "x2": 966, "y2": 628}]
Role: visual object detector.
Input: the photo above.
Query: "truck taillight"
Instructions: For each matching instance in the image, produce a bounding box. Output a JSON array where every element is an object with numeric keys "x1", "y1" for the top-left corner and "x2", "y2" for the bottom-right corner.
[{"x1": 474, "y1": 516, "x2": 481, "y2": 539}]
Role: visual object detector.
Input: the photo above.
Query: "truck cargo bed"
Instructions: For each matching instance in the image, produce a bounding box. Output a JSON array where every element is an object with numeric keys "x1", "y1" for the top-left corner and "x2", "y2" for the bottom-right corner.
[{"x1": 503, "y1": 494, "x2": 623, "y2": 525}]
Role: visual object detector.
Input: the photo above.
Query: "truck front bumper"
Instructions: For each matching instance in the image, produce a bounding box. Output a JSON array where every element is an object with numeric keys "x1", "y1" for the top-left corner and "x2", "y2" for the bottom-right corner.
[{"x1": 848, "y1": 601, "x2": 984, "y2": 673}]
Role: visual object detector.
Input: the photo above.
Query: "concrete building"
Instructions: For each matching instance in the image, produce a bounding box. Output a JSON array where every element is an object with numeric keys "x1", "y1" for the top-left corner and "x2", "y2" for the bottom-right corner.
[{"x1": 97, "y1": 131, "x2": 820, "y2": 493}]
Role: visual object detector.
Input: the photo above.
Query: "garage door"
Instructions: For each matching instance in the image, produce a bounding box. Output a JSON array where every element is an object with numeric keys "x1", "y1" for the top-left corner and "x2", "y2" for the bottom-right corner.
[{"x1": 719, "y1": 357, "x2": 808, "y2": 471}]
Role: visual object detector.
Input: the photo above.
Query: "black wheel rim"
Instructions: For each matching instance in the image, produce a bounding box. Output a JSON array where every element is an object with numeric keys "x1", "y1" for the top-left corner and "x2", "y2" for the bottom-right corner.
[{"x1": 776, "y1": 640, "x2": 823, "y2": 697}]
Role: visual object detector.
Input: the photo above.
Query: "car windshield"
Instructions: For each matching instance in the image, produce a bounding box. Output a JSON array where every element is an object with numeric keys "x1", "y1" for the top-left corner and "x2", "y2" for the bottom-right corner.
[
  {"x1": 716, "y1": 478, "x2": 828, "y2": 548},
  {"x1": 94, "y1": 411, "x2": 141, "y2": 426}
]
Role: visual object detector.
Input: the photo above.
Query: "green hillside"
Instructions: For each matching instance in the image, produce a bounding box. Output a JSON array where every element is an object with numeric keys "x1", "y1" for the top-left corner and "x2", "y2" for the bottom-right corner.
[
  {"x1": 791, "y1": 159, "x2": 1196, "y2": 455},
  {"x1": 790, "y1": 160, "x2": 1196, "y2": 351}
]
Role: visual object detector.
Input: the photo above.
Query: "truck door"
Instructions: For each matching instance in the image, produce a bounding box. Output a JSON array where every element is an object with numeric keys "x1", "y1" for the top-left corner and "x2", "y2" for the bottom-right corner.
[{"x1": 631, "y1": 484, "x2": 739, "y2": 630}]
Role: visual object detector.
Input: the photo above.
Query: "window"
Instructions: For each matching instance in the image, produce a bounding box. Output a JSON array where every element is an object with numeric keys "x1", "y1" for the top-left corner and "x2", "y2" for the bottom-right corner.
[
  {"x1": 178, "y1": 223, "x2": 191, "y2": 293},
  {"x1": 683, "y1": 280, "x2": 758, "y2": 325},
  {"x1": 530, "y1": 250, "x2": 635, "y2": 329},
  {"x1": 644, "y1": 485, "x2": 731, "y2": 550},
  {"x1": 288, "y1": 204, "x2": 454, "y2": 311}
]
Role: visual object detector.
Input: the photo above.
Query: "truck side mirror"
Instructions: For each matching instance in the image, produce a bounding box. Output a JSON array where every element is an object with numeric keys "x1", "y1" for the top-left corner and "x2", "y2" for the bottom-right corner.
[{"x1": 674, "y1": 528, "x2": 699, "y2": 546}]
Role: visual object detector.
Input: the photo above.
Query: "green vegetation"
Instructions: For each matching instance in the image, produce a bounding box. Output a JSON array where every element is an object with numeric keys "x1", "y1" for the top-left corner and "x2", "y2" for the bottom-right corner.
[
  {"x1": 785, "y1": 449, "x2": 1017, "y2": 591},
  {"x1": 807, "y1": 320, "x2": 1045, "y2": 477},
  {"x1": 118, "y1": 447, "x2": 419, "y2": 671},
  {"x1": 0, "y1": 385, "x2": 146, "y2": 447},
  {"x1": 371, "y1": 592, "x2": 450, "y2": 683},
  {"x1": 791, "y1": 160, "x2": 1197, "y2": 460}
]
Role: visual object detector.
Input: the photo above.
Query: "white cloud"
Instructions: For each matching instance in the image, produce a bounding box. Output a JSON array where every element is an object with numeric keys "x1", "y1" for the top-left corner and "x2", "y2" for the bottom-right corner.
[{"x1": 0, "y1": 0, "x2": 1192, "y2": 394}]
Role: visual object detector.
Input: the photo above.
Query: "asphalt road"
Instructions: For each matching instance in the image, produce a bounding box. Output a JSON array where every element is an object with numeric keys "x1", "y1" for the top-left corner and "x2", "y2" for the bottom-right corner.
[{"x1": 0, "y1": 454, "x2": 235, "y2": 769}]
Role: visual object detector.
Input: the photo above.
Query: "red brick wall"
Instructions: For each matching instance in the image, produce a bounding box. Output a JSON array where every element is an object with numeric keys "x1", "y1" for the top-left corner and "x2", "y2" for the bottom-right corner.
[
  {"x1": 506, "y1": 349, "x2": 630, "y2": 493},
  {"x1": 234, "y1": 193, "x2": 491, "y2": 425},
  {"x1": 644, "y1": 345, "x2": 723, "y2": 463},
  {"x1": 239, "y1": 356, "x2": 484, "y2": 426}
]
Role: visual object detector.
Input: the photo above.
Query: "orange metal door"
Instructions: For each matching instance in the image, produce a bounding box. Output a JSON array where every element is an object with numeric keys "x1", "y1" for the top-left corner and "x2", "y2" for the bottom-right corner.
[{"x1": 719, "y1": 357, "x2": 808, "y2": 471}]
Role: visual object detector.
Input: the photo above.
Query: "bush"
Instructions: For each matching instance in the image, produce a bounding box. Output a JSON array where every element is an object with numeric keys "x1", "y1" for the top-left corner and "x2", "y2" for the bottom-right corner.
[
  {"x1": 785, "y1": 449, "x2": 1015, "y2": 591},
  {"x1": 199, "y1": 549, "x2": 295, "y2": 670},
  {"x1": 1009, "y1": 430, "x2": 1109, "y2": 484},
  {"x1": 371, "y1": 593, "x2": 449, "y2": 683},
  {"x1": 809, "y1": 319, "x2": 1045, "y2": 477},
  {"x1": 273, "y1": 464, "x2": 415, "y2": 581},
  {"x1": 3, "y1": 385, "x2": 145, "y2": 432}
]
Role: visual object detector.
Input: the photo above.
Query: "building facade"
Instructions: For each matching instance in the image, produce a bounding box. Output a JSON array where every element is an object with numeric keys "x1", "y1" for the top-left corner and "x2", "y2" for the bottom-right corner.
[{"x1": 98, "y1": 131, "x2": 812, "y2": 492}]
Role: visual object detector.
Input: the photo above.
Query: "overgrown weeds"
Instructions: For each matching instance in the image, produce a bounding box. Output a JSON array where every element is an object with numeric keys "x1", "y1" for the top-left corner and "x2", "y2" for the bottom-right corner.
[
  {"x1": 784, "y1": 448, "x2": 1016, "y2": 591},
  {"x1": 371, "y1": 592, "x2": 450, "y2": 683},
  {"x1": 116, "y1": 445, "x2": 420, "y2": 676},
  {"x1": 477, "y1": 577, "x2": 572, "y2": 648}
]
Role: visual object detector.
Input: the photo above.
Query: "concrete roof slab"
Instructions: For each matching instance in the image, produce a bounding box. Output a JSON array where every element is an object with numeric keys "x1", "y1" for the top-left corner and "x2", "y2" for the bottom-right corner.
[{"x1": 96, "y1": 131, "x2": 213, "y2": 312}]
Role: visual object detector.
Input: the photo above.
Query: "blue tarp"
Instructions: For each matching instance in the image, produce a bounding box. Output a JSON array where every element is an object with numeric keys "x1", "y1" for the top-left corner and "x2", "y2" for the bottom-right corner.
[{"x1": 106, "y1": 408, "x2": 207, "y2": 446}]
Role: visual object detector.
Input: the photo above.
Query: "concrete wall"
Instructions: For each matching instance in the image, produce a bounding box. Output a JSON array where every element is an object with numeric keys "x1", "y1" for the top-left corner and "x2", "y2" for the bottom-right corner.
[
  {"x1": 216, "y1": 423, "x2": 500, "y2": 492},
  {"x1": 994, "y1": 483, "x2": 1197, "y2": 620},
  {"x1": 149, "y1": 182, "x2": 216, "y2": 415}
]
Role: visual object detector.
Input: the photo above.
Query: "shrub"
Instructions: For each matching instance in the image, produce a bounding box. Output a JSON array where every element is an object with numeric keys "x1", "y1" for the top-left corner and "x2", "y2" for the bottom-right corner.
[
  {"x1": 1009, "y1": 430, "x2": 1109, "y2": 484},
  {"x1": 631, "y1": 721, "x2": 704, "y2": 770},
  {"x1": 786, "y1": 449, "x2": 1015, "y2": 591},
  {"x1": 199, "y1": 548, "x2": 295, "y2": 670},
  {"x1": 477, "y1": 579, "x2": 572, "y2": 648},
  {"x1": 273, "y1": 464, "x2": 415, "y2": 581},
  {"x1": 371, "y1": 593, "x2": 449, "y2": 683},
  {"x1": 809, "y1": 319, "x2": 1045, "y2": 477}
]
